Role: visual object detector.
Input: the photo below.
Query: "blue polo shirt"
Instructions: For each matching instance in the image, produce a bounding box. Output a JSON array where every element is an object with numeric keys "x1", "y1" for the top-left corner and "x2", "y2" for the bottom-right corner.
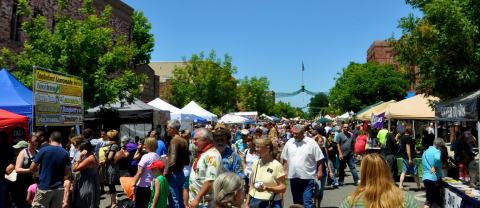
[{"x1": 422, "y1": 146, "x2": 442, "y2": 181}]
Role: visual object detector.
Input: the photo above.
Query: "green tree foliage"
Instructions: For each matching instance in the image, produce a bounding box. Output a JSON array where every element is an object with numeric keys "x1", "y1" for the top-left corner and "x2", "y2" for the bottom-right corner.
[
  {"x1": 169, "y1": 50, "x2": 238, "y2": 115},
  {"x1": 237, "y1": 76, "x2": 274, "y2": 115},
  {"x1": 132, "y1": 11, "x2": 154, "y2": 65},
  {"x1": 308, "y1": 92, "x2": 329, "y2": 118},
  {"x1": 329, "y1": 62, "x2": 408, "y2": 112},
  {"x1": 271, "y1": 101, "x2": 306, "y2": 119},
  {"x1": 394, "y1": 0, "x2": 480, "y2": 99},
  {"x1": 0, "y1": 0, "x2": 150, "y2": 107}
]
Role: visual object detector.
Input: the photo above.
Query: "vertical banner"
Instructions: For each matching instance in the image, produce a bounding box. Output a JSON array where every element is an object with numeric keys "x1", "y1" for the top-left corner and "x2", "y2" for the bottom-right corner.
[
  {"x1": 33, "y1": 67, "x2": 83, "y2": 126},
  {"x1": 371, "y1": 112, "x2": 385, "y2": 129}
]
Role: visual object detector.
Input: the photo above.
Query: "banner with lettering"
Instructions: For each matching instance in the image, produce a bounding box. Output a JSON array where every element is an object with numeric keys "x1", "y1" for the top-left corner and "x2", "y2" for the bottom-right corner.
[
  {"x1": 33, "y1": 67, "x2": 83, "y2": 126},
  {"x1": 371, "y1": 112, "x2": 385, "y2": 129},
  {"x1": 444, "y1": 188, "x2": 462, "y2": 208}
]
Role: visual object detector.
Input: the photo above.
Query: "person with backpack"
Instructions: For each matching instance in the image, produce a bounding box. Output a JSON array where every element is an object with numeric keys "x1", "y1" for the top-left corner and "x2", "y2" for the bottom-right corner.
[
  {"x1": 14, "y1": 137, "x2": 39, "y2": 208},
  {"x1": 104, "y1": 130, "x2": 121, "y2": 207}
]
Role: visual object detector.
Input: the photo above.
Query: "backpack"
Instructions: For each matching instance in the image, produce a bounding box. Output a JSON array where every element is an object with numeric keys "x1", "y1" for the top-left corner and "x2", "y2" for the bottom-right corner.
[{"x1": 98, "y1": 145, "x2": 111, "y2": 164}]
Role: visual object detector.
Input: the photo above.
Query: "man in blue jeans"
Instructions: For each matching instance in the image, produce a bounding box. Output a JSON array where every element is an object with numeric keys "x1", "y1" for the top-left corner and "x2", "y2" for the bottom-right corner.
[
  {"x1": 337, "y1": 124, "x2": 359, "y2": 186},
  {"x1": 281, "y1": 124, "x2": 324, "y2": 207},
  {"x1": 165, "y1": 120, "x2": 190, "y2": 208}
]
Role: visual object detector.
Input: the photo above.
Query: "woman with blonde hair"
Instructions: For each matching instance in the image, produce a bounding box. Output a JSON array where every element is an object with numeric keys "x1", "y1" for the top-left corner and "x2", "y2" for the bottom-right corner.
[
  {"x1": 132, "y1": 137, "x2": 160, "y2": 208},
  {"x1": 214, "y1": 172, "x2": 245, "y2": 208},
  {"x1": 340, "y1": 153, "x2": 418, "y2": 208},
  {"x1": 247, "y1": 136, "x2": 286, "y2": 208}
]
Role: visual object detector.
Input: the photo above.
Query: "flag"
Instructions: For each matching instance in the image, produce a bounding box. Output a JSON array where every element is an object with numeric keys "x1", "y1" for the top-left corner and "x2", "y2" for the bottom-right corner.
[{"x1": 302, "y1": 61, "x2": 304, "y2": 71}]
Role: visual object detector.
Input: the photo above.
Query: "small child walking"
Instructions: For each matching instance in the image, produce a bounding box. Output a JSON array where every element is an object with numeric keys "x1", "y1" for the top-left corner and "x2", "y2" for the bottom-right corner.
[
  {"x1": 26, "y1": 175, "x2": 39, "y2": 205},
  {"x1": 147, "y1": 160, "x2": 169, "y2": 208}
]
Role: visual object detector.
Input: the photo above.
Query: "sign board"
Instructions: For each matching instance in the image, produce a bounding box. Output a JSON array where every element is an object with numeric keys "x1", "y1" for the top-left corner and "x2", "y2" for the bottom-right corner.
[
  {"x1": 444, "y1": 188, "x2": 462, "y2": 208},
  {"x1": 33, "y1": 67, "x2": 83, "y2": 126}
]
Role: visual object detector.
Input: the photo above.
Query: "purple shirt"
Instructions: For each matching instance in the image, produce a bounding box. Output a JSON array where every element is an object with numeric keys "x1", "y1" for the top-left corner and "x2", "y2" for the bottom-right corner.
[{"x1": 137, "y1": 152, "x2": 160, "y2": 187}]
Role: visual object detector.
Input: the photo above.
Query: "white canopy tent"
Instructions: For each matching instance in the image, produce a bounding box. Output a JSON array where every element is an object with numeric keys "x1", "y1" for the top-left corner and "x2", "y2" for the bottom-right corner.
[
  {"x1": 337, "y1": 112, "x2": 352, "y2": 121},
  {"x1": 181, "y1": 101, "x2": 218, "y2": 122},
  {"x1": 218, "y1": 114, "x2": 248, "y2": 124},
  {"x1": 148, "y1": 98, "x2": 193, "y2": 130}
]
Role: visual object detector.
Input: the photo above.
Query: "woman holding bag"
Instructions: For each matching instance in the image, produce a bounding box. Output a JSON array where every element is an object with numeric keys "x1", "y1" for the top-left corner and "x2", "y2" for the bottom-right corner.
[{"x1": 246, "y1": 137, "x2": 286, "y2": 208}]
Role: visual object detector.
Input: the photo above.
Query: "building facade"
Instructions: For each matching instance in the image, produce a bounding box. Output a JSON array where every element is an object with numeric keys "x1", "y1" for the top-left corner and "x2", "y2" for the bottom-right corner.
[
  {"x1": 0, "y1": 0, "x2": 162, "y2": 102},
  {"x1": 367, "y1": 40, "x2": 419, "y2": 91},
  {"x1": 0, "y1": 0, "x2": 133, "y2": 53},
  {"x1": 148, "y1": 61, "x2": 185, "y2": 99}
]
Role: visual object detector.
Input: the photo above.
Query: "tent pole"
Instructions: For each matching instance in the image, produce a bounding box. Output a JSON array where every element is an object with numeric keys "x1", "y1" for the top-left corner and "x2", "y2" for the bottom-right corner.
[
  {"x1": 477, "y1": 121, "x2": 480, "y2": 182},
  {"x1": 412, "y1": 120, "x2": 416, "y2": 140},
  {"x1": 388, "y1": 119, "x2": 391, "y2": 131},
  {"x1": 434, "y1": 120, "x2": 438, "y2": 139}
]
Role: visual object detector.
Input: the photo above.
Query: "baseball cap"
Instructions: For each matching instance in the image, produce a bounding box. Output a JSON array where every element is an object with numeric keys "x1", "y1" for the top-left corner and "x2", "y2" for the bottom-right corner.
[
  {"x1": 13, "y1": 140, "x2": 28, "y2": 149},
  {"x1": 241, "y1": 129, "x2": 249, "y2": 135},
  {"x1": 147, "y1": 160, "x2": 165, "y2": 171}
]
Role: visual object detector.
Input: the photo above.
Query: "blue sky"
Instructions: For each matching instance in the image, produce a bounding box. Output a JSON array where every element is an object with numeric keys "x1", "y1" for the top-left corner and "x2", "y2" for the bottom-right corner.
[{"x1": 123, "y1": 0, "x2": 421, "y2": 108}]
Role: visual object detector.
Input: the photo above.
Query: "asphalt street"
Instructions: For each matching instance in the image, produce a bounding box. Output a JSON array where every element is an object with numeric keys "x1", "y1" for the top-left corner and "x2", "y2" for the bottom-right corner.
[{"x1": 100, "y1": 171, "x2": 425, "y2": 208}]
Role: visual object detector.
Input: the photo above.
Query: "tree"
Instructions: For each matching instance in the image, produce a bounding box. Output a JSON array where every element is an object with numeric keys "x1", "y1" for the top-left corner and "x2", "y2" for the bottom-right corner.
[
  {"x1": 132, "y1": 11, "x2": 155, "y2": 65},
  {"x1": 168, "y1": 50, "x2": 238, "y2": 115},
  {"x1": 0, "y1": 0, "x2": 149, "y2": 107},
  {"x1": 237, "y1": 76, "x2": 275, "y2": 115},
  {"x1": 394, "y1": 0, "x2": 480, "y2": 99},
  {"x1": 308, "y1": 92, "x2": 329, "y2": 118},
  {"x1": 271, "y1": 101, "x2": 306, "y2": 119},
  {"x1": 329, "y1": 62, "x2": 408, "y2": 112}
]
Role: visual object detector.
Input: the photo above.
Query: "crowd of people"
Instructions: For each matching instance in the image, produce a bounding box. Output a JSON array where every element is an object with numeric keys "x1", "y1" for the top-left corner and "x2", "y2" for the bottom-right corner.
[{"x1": 1, "y1": 118, "x2": 477, "y2": 208}]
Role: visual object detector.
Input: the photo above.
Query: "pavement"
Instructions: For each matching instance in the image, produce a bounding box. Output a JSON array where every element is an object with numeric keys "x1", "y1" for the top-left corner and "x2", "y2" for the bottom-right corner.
[{"x1": 100, "y1": 171, "x2": 426, "y2": 208}]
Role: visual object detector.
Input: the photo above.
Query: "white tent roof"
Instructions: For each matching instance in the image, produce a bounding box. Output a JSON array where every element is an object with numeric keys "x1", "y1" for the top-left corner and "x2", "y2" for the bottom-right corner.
[
  {"x1": 218, "y1": 114, "x2": 248, "y2": 124},
  {"x1": 181, "y1": 101, "x2": 217, "y2": 121},
  {"x1": 148, "y1": 98, "x2": 192, "y2": 122},
  {"x1": 337, "y1": 112, "x2": 351, "y2": 120}
]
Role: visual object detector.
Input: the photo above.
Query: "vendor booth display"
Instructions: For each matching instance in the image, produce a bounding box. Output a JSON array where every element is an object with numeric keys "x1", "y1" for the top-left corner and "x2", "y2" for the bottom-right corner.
[
  {"x1": 0, "y1": 69, "x2": 33, "y2": 121},
  {"x1": 0, "y1": 109, "x2": 29, "y2": 143},
  {"x1": 181, "y1": 101, "x2": 218, "y2": 122},
  {"x1": 435, "y1": 89, "x2": 480, "y2": 207},
  {"x1": 86, "y1": 98, "x2": 169, "y2": 138}
]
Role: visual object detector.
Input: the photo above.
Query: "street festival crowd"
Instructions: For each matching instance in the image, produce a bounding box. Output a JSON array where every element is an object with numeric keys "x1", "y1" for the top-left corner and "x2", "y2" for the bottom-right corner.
[{"x1": 0, "y1": 118, "x2": 478, "y2": 208}]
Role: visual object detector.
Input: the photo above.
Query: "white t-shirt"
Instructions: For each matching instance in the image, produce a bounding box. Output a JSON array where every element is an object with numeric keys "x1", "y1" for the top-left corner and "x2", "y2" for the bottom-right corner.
[{"x1": 281, "y1": 136, "x2": 324, "y2": 179}]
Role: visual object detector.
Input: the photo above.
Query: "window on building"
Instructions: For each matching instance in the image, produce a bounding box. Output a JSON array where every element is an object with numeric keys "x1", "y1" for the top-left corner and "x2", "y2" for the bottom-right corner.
[{"x1": 10, "y1": 2, "x2": 21, "y2": 41}]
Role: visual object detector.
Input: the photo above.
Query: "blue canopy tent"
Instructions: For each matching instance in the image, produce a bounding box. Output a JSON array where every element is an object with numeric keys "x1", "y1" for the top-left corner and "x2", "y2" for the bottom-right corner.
[
  {"x1": 192, "y1": 114, "x2": 207, "y2": 123},
  {"x1": 0, "y1": 69, "x2": 33, "y2": 119}
]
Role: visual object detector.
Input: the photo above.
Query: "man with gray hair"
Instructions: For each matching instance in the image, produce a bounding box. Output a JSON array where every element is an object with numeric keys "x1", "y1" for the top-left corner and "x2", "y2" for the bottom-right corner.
[
  {"x1": 188, "y1": 128, "x2": 222, "y2": 208},
  {"x1": 165, "y1": 119, "x2": 189, "y2": 208},
  {"x1": 281, "y1": 124, "x2": 324, "y2": 207},
  {"x1": 421, "y1": 138, "x2": 445, "y2": 208}
]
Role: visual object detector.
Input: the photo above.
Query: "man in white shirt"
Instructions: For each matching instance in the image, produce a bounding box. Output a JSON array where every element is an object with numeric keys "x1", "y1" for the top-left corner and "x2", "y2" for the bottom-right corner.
[{"x1": 281, "y1": 124, "x2": 324, "y2": 208}]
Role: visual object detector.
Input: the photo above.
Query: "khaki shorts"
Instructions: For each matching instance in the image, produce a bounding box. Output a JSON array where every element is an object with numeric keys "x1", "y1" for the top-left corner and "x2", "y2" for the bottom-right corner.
[{"x1": 32, "y1": 188, "x2": 64, "y2": 208}]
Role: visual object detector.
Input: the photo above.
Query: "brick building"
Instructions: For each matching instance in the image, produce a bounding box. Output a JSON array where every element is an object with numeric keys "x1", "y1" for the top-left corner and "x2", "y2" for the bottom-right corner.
[
  {"x1": 0, "y1": 0, "x2": 160, "y2": 102},
  {"x1": 367, "y1": 40, "x2": 419, "y2": 91},
  {"x1": 148, "y1": 61, "x2": 185, "y2": 99},
  {"x1": 0, "y1": 0, "x2": 133, "y2": 53}
]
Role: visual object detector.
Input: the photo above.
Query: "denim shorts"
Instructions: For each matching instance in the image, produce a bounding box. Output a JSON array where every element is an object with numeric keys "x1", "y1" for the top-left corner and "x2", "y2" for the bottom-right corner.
[{"x1": 402, "y1": 158, "x2": 418, "y2": 175}]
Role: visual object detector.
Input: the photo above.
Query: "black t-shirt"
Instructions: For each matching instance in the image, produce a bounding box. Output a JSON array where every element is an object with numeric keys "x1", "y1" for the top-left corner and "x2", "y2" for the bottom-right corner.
[
  {"x1": 326, "y1": 141, "x2": 338, "y2": 161},
  {"x1": 384, "y1": 133, "x2": 398, "y2": 156},
  {"x1": 400, "y1": 135, "x2": 415, "y2": 159}
]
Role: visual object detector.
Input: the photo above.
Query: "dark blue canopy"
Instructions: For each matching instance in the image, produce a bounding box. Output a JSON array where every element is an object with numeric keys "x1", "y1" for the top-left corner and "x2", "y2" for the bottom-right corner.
[{"x1": 0, "y1": 69, "x2": 33, "y2": 119}]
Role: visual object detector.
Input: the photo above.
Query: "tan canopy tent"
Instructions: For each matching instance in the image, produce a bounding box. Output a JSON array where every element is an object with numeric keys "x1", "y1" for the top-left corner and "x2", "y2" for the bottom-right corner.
[
  {"x1": 386, "y1": 94, "x2": 439, "y2": 120},
  {"x1": 356, "y1": 100, "x2": 396, "y2": 121}
]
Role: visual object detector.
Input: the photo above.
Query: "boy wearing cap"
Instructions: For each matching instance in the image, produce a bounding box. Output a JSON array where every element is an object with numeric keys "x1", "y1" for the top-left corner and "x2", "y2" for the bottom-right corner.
[{"x1": 148, "y1": 160, "x2": 169, "y2": 208}]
